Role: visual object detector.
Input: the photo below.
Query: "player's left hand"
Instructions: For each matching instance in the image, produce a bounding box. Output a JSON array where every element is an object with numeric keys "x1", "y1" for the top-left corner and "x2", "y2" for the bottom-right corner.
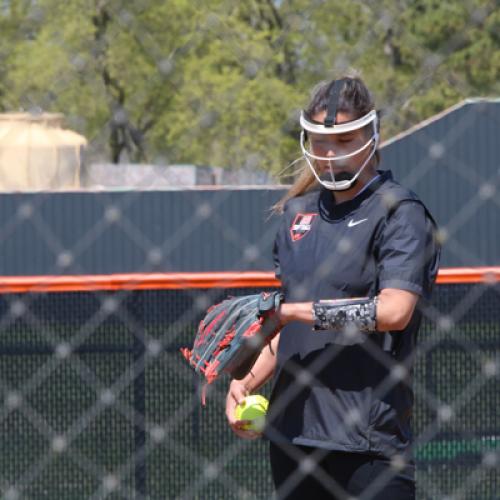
[{"x1": 181, "y1": 291, "x2": 283, "y2": 402}]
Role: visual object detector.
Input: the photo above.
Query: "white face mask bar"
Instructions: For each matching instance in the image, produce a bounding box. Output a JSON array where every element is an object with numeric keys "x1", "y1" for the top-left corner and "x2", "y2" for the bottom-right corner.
[
  {"x1": 300, "y1": 109, "x2": 379, "y2": 191},
  {"x1": 300, "y1": 109, "x2": 378, "y2": 135}
]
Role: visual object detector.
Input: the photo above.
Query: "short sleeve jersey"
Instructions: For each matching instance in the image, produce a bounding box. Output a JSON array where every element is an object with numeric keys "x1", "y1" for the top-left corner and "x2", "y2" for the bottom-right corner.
[{"x1": 267, "y1": 170, "x2": 440, "y2": 458}]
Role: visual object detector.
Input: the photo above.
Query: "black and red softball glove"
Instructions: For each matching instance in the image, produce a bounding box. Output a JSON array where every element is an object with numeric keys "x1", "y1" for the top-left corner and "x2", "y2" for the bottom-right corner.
[{"x1": 181, "y1": 291, "x2": 283, "y2": 403}]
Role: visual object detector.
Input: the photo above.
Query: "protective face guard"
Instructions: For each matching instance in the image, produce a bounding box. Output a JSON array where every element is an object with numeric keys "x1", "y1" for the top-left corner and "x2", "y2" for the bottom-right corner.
[{"x1": 300, "y1": 106, "x2": 379, "y2": 191}]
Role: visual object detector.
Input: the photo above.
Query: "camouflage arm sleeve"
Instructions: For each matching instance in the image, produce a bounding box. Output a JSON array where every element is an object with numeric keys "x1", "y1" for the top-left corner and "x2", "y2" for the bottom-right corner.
[{"x1": 312, "y1": 297, "x2": 378, "y2": 332}]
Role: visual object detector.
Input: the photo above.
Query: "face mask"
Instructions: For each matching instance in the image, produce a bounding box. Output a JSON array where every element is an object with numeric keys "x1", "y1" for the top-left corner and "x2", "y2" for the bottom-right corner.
[
  {"x1": 300, "y1": 127, "x2": 379, "y2": 191},
  {"x1": 299, "y1": 79, "x2": 379, "y2": 191}
]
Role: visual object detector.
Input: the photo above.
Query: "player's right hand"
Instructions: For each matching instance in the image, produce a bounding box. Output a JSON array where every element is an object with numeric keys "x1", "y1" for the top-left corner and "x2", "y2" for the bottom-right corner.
[{"x1": 225, "y1": 379, "x2": 262, "y2": 440}]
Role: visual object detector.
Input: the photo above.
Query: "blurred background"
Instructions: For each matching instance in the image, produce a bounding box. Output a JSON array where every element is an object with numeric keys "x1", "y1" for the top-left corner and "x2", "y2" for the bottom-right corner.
[
  {"x1": 1, "y1": 0, "x2": 499, "y2": 189},
  {"x1": 0, "y1": 1, "x2": 499, "y2": 499}
]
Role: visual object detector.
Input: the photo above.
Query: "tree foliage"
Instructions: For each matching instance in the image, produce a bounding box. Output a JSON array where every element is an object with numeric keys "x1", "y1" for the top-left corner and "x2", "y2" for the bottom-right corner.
[{"x1": 1, "y1": 0, "x2": 499, "y2": 173}]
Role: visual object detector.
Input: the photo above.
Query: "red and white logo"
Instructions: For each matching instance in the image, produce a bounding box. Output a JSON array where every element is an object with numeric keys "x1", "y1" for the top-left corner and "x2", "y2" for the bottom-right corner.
[{"x1": 290, "y1": 213, "x2": 318, "y2": 241}]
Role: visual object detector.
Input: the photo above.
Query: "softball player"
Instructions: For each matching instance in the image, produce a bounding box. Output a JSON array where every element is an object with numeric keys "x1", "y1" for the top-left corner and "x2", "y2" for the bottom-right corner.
[{"x1": 226, "y1": 76, "x2": 440, "y2": 499}]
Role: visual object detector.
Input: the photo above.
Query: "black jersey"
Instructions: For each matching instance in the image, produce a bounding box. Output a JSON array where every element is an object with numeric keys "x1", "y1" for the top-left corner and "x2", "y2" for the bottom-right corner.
[{"x1": 267, "y1": 170, "x2": 440, "y2": 458}]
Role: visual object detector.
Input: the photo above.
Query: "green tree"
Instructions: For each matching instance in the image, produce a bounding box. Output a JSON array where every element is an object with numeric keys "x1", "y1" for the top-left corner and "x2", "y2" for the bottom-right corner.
[
  {"x1": 0, "y1": 0, "x2": 34, "y2": 112},
  {"x1": 5, "y1": 0, "x2": 198, "y2": 162},
  {"x1": 152, "y1": 1, "x2": 302, "y2": 173},
  {"x1": 406, "y1": 0, "x2": 500, "y2": 120},
  {"x1": 2, "y1": 0, "x2": 499, "y2": 172}
]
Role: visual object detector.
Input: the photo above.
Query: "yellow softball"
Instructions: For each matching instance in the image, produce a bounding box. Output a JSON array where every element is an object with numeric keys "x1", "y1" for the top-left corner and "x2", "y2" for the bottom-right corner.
[{"x1": 234, "y1": 395, "x2": 269, "y2": 432}]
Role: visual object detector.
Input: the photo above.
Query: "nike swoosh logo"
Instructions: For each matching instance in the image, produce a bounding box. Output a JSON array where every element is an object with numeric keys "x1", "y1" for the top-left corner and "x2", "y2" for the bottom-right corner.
[{"x1": 348, "y1": 218, "x2": 368, "y2": 227}]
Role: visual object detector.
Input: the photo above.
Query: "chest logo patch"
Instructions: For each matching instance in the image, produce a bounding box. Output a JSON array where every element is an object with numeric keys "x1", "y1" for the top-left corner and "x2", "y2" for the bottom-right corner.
[{"x1": 290, "y1": 213, "x2": 318, "y2": 241}]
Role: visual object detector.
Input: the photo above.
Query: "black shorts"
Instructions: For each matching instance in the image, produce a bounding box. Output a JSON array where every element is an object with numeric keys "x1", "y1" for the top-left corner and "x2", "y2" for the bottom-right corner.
[{"x1": 270, "y1": 442, "x2": 415, "y2": 500}]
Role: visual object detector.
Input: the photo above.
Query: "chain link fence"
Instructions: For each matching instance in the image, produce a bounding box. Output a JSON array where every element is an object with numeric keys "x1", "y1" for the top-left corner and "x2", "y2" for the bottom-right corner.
[
  {"x1": 1, "y1": 1, "x2": 499, "y2": 499},
  {"x1": 0, "y1": 281, "x2": 499, "y2": 499}
]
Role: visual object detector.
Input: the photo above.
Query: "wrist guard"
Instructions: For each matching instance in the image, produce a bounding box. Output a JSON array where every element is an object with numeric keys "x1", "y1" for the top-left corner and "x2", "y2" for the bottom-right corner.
[{"x1": 312, "y1": 297, "x2": 378, "y2": 333}]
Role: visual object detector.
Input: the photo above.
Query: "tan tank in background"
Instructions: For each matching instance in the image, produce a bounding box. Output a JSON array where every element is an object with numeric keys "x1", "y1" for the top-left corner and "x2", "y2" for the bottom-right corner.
[{"x1": 0, "y1": 112, "x2": 87, "y2": 191}]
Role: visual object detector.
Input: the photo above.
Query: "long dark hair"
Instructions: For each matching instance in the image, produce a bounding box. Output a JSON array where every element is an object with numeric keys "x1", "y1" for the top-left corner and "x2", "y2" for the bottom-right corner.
[{"x1": 274, "y1": 76, "x2": 379, "y2": 213}]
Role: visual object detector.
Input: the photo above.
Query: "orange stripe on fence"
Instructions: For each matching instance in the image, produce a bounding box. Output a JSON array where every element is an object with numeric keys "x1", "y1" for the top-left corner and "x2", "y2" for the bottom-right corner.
[
  {"x1": 0, "y1": 272, "x2": 281, "y2": 294},
  {"x1": 436, "y1": 267, "x2": 500, "y2": 284},
  {"x1": 0, "y1": 267, "x2": 498, "y2": 294}
]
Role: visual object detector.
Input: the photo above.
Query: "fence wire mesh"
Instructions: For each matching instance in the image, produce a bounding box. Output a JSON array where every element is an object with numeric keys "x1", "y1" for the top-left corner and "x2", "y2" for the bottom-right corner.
[
  {"x1": 0, "y1": 285, "x2": 499, "y2": 499},
  {"x1": 1, "y1": 1, "x2": 500, "y2": 499}
]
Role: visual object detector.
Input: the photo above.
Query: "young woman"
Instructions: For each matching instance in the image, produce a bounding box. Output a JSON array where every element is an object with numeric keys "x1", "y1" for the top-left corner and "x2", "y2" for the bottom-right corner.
[{"x1": 226, "y1": 76, "x2": 440, "y2": 499}]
